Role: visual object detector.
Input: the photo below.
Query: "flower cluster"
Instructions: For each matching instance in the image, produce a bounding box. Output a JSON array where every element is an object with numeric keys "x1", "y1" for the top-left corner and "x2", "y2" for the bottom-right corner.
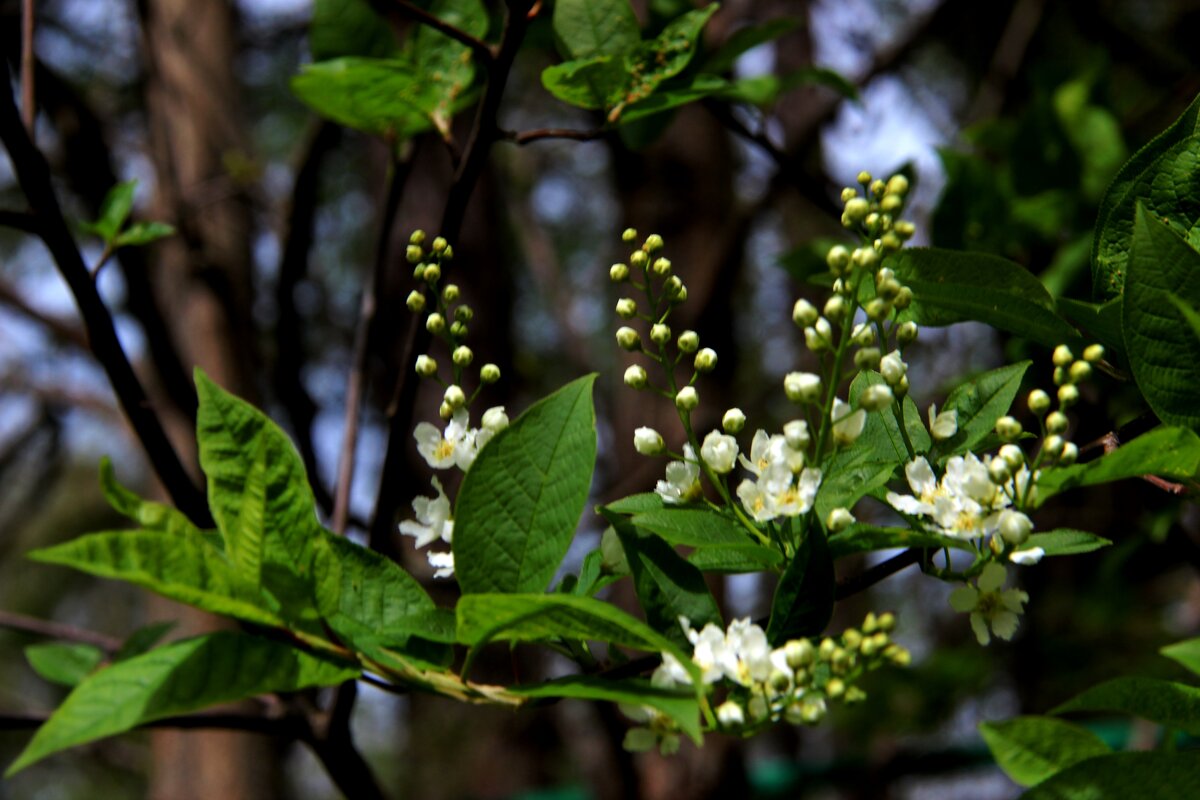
[
  {"x1": 623, "y1": 614, "x2": 910, "y2": 753},
  {"x1": 400, "y1": 231, "x2": 508, "y2": 578}
]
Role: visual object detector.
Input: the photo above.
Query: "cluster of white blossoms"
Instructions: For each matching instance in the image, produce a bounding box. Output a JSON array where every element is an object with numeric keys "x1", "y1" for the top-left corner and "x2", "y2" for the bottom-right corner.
[
  {"x1": 623, "y1": 614, "x2": 909, "y2": 753},
  {"x1": 735, "y1": 429, "x2": 822, "y2": 522}
]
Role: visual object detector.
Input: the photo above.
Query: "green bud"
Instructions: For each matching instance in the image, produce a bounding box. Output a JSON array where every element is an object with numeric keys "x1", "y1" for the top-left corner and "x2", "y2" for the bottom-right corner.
[
  {"x1": 650, "y1": 323, "x2": 671, "y2": 345},
  {"x1": 894, "y1": 286, "x2": 913, "y2": 310},
  {"x1": 409, "y1": 229, "x2": 426, "y2": 245},
  {"x1": 818, "y1": 637, "x2": 837, "y2": 660},
  {"x1": 432, "y1": 236, "x2": 448, "y2": 253},
  {"x1": 643, "y1": 234, "x2": 664, "y2": 253},
  {"x1": 694, "y1": 348, "x2": 718, "y2": 373},
  {"x1": 851, "y1": 323, "x2": 875, "y2": 347},
  {"x1": 843, "y1": 197, "x2": 870, "y2": 224},
  {"x1": 675, "y1": 386, "x2": 699, "y2": 411},
  {"x1": 412, "y1": 264, "x2": 427, "y2": 281},
  {"x1": 866, "y1": 298, "x2": 891, "y2": 322},
  {"x1": 825, "y1": 678, "x2": 845, "y2": 699},
  {"x1": 450, "y1": 321, "x2": 468, "y2": 338},
  {"x1": 886, "y1": 174, "x2": 909, "y2": 196},
  {"x1": 880, "y1": 194, "x2": 902, "y2": 213},
  {"x1": 664, "y1": 275, "x2": 684, "y2": 298},
  {"x1": 452, "y1": 345, "x2": 473, "y2": 367},
  {"x1": 824, "y1": 295, "x2": 847, "y2": 321},
  {"x1": 630, "y1": 250, "x2": 649, "y2": 270},
  {"x1": 860, "y1": 384, "x2": 894, "y2": 412},
  {"x1": 1053, "y1": 366, "x2": 1068, "y2": 386},
  {"x1": 826, "y1": 245, "x2": 851, "y2": 272},
  {"x1": 414, "y1": 354, "x2": 437, "y2": 377},
  {"x1": 879, "y1": 232, "x2": 903, "y2": 252},
  {"x1": 442, "y1": 284, "x2": 460, "y2": 303},
  {"x1": 616, "y1": 326, "x2": 641, "y2": 351},
  {"x1": 862, "y1": 613, "x2": 878, "y2": 634},
  {"x1": 454, "y1": 305, "x2": 474, "y2": 323},
  {"x1": 621, "y1": 227, "x2": 637, "y2": 243},
  {"x1": 793, "y1": 298, "x2": 819, "y2": 327},
  {"x1": 1045, "y1": 411, "x2": 1069, "y2": 434},
  {"x1": 999, "y1": 444, "x2": 1025, "y2": 469},
  {"x1": 480, "y1": 363, "x2": 501, "y2": 383},
  {"x1": 624, "y1": 365, "x2": 648, "y2": 389},
  {"x1": 1027, "y1": 389, "x2": 1051, "y2": 415},
  {"x1": 877, "y1": 277, "x2": 902, "y2": 301},
  {"x1": 652, "y1": 257, "x2": 672, "y2": 277},
  {"x1": 784, "y1": 638, "x2": 815, "y2": 668},
  {"x1": 610, "y1": 263, "x2": 630, "y2": 282},
  {"x1": 406, "y1": 244, "x2": 424, "y2": 264},
  {"x1": 897, "y1": 320, "x2": 918, "y2": 346},
  {"x1": 995, "y1": 416, "x2": 1022, "y2": 441},
  {"x1": 870, "y1": 178, "x2": 886, "y2": 197},
  {"x1": 854, "y1": 347, "x2": 882, "y2": 370},
  {"x1": 443, "y1": 384, "x2": 465, "y2": 409},
  {"x1": 677, "y1": 330, "x2": 700, "y2": 353},
  {"x1": 1052, "y1": 344, "x2": 1073, "y2": 367},
  {"x1": 1083, "y1": 344, "x2": 1105, "y2": 363},
  {"x1": 1043, "y1": 434, "x2": 1065, "y2": 459},
  {"x1": 1058, "y1": 383, "x2": 1080, "y2": 408},
  {"x1": 426, "y1": 313, "x2": 446, "y2": 334},
  {"x1": 423, "y1": 263, "x2": 441, "y2": 283},
  {"x1": 1069, "y1": 360, "x2": 1091, "y2": 382},
  {"x1": 988, "y1": 457, "x2": 1011, "y2": 484},
  {"x1": 840, "y1": 187, "x2": 858, "y2": 202},
  {"x1": 1059, "y1": 441, "x2": 1078, "y2": 465},
  {"x1": 441, "y1": 244, "x2": 454, "y2": 260},
  {"x1": 877, "y1": 612, "x2": 895, "y2": 632},
  {"x1": 615, "y1": 298, "x2": 637, "y2": 319},
  {"x1": 852, "y1": 247, "x2": 879, "y2": 270},
  {"x1": 893, "y1": 220, "x2": 916, "y2": 239},
  {"x1": 722, "y1": 408, "x2": 746, "y2": 433},
  {"x1": 784, "y1": 371, "x2": 822, "y2": 404},
  {"x1": 406, "y1": 290, "x2": 426, "y2": 312},
  {"x1": 865, "y1": 213, "x2": 882, "y2": 231},
  {"x1": 856, "y1": 170, "x2": 873, "y2": 185},
  {"x1": 826, "y1": 507, "x2": 855, "y2": 532},
  {"x1": 438, "y1": 401, "x2": 453, "y2": 420}
]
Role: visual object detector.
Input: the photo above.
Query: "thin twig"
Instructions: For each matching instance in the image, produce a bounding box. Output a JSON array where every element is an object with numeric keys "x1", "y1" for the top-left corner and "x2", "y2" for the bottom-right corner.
[
  {"x1": 20, "y1": 0, "x2": 35, "y2": 133},
  {"x1": 369, "y1": 0, "x2": 496, "y2": 65},
  {"x1": 0, "y1": 609, "x2": 122, "y2": 652},
  {"x1": 0, "y1": 59, "x2": 211, "y2": 527},
  {"x1": 0, "y1": 278, "x2": 90, "y2": 350},
  {"x1": 502, "y1": 127, "x2": 606, "y2": 145},
  {"x1": 0, "y1": 208, "x2": 39, "y2": 233},
  {"x1": 834, "y1": 548, "x2": 923, "y2": 601}
]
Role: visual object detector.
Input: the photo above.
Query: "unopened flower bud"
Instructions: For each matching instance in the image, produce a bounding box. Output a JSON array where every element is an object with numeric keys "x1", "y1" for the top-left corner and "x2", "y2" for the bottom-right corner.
[
  {"x1": 722, "y1": 408, "x2": 746, "y2": 433},
  {"x1": 793, "y1": 299, "x2": 819, "y2": 327},
  {"x1": 431, "y1": 236, "x2": 448, "y2": 253},
  {"x1": 1028, "y1": 389, "x2": 1051, "y2": 415},
  {"x1": 894, "y1": 374, "x2": 910, "y2": 398},
  {"x1": 897, "y1": 320, "x2": 918, "y2": 346},
  {"x1": 999, "y1": 444, "x2": 1025, "y2": 469},
  {"x1": 783, "y1": 419, "x2": 810, "y2": 450},
  {"x1": 866, "y1": 298, "x2": 891, "y2": 322},
  {"x1": 650, "y1": 323, "x2": 671, "y2": 345},
  {"x1": 633, "y1": 426, "x2": 665, "y2": 455},
  {"x1": 989, "y1": 457, "x2": 1011, "y2": 484},
  {"x1": 675, "y1": 386, "x2": 699, "y2": 411},
  {"x1": 1057, "y1": 384, "x2": 1080, "y2": 408},
  {"x1": 860, "y1": 384, "x2": 894, "y2": 412},
  {"x1": 855, "y1": 347, "x2": 882, "y2": 370},
  {"x1": 1052, "y1": 344, "x2": 1073, "y2": 367},
  {"x1": 893, "y1": 286, "x2": 913, "y2": 309},
  {"x1": 824, "y1": 295, "x2": 847, "y2": 321},
  {"x1": 480, "y1": 363, "x2": 501, "y2": 383},
  {"x1": 894, "y1": 220, "x2": 916, "y2": 239},
  {"x1": 1083, "y1": 344, "x2": 1105, "y2": 363},
  {"x1": 1045, "y1": 411, "x2": 1068, "y2": 434},
  {"x1": 843, "y1": 197, "x2": 870, "y2": 224},
  {"x1": 406, "y1": 290, "x2": 426, "y2": 312},
  {"x1": 826, "y1": 245, "x2": 851, "y2": 272},
  {"x1": 616, "y1": 326, "x2": 641, "y2": 351},
  {"x1": 406, "y1": 244, "x2": 424, "y2": 264},
  {"x1": 995, "y1": 416, "x2": 1022, "y2": 441},
  {"x1": 677, "y1": 330, "x2": 699, "y2": 353},
  {"x1": 452, "y1": 345, "x2": 473, "y2": 366},
  {"x1": 415, "y1": 354, "x2": 438, "y2": 377},
  {"x1": 444, "y1": 384, "x2": 466, "y2": 409},
  {"x1": 450, "y1": 320, "x2": 468, "y2": 338},
  {"x1": 423, "y1": 263, "x2": 441, "y2": 283},
  {"x1": 851, "y1": 323, "x2": 875, "y2": 347},
  {"x1": 442, "y1": 284, "x2": 460, "y2": 303},
  {"x1": 866, "y1": 213, "x2": 882, "y2": 231},
  {"x1": 880, "y1": 194, "x2": 902, "y2": 214},
  {"x1": 827, "y1": 507, "x2": 855, "y2": 532},
  {"x1": 454, "y1": 305, "x2": 473, "y2": 323},
  {"x1": 1069, "y1": 361, "x2": 1091, "y2": 382},
  {"x1": 1043, "y1": 434, "x2": 1065, "y2": 459},
  {"x1": 785, "y1": 372, "x2": 822, "y2": 404},
  {"x1": 1059, "y1": 441, "x2": 1078, "y2": 465},
  {"x1": 825, "y1": 678, "x2": 846, "y2": 699},
  {"x1": 840, "y1": 187, "x2": 858, "y2": 202},
  {"x1": 426, "y1": 313, "x2": 446, "y2": 334},
  {"x1": 624, "y1": 365, "x2": 648, "y2": 389},
  {"x1": 999, "y1": 510, "x2": 1033, "y2": 545},
  {"x1": 615, "y1": 298, "x2": 637, "y2": 319},
  {"x1": 412, "y1": 264, "x2": 427, "y2": 281},
  {"x1": 716, "y1": 700, "x2": 745, "y2": 727},
  {"x1": 652, "y1": 257, "x2": 671, "y2": 277},
  {"x1": 409, "y1": 229, "x2": 426, "y2": 245},
  {"x1": 438, "y1": 401, "x2": 453, "y2": 420},
  {"x1": 630, "y1": 250, "x2": 648, "y2": 270},
  {"x1": 694, "y1": 348, "x2": 718, "y2": 373},
  {"x1": 852, "y1": 247, "x2": 880, "y2": 270},
  {"x1": 879, "y1": 232, "x2": 903, "y2": 252},
  {"x1": 481, "y1": 406, "x2": 508, "y2": 432},
  {"x1": 664, "y1": 275, "x2": 685, "y2": 299},
  {"x1": 886, "y1": 174, "x2": 909, "y2": 196},
  {"x1": 643, "y1": 234, "x2": 664, "y2": 253},
  {"x1": 610, "y1": 263, "x2": 629, "y2": 282},
  {"x1": 856, "y1": 170, "x2": 873, "y2": 185},
  {"x1": 877, "y1": 277, "x2": 902, "y2": 301},
  {"x1": 621, "y1": 227, "x2": 637, "y2": 243},
  {"x1": 785, "y1": 639, "x2": 815, "y2": 668},
  {"x1": 805, "y1": 317, "x2": 833, "y2": 351},
  {"x1": 880, "y1": 351, "x2": 907, "y2": 385}
]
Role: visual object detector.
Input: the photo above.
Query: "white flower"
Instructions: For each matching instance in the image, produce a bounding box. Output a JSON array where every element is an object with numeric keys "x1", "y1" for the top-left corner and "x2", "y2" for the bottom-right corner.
[
  {"x1": 1010, "y1": 547, "x2": 1044, "y2": 565},
  {"x1": 716, "y1": 701, "x2": 745, "y2": 727},
  {"x1": 634, "y1": 426, "x2": 665, "y2": 456},
  {"x1": 880, "y1": 350, "x2": 907, "y2": 385},
  {"x1": 427, "y1": 550, "x2": 455, "y2": 579},
  {"x1": 887, "y1": 455, "x2": 1008, "y2": 540},
  {"x1": 414, "y1": 409, "x2": 477, "y2": 471},
  {"x1": 655, "y1": 445, "x2": 701, "y2": 504},
  {"x1": 398, "y1": 477, "x2": 453, "y2": 548},
  {"x1": 700, "y1": 430, "x2": 739, "y2": 473},
  {"x1": 928, "y1": 404, "x2": 958, "y2": 440},
  {"x1": 831, "y1": 398, "x2": 866, "y2": 445},
  {"x1": 948, "y1": 562, "x2": 1028, "y2": 645},
  {"x1": 481, "y1": 406, "x2": 509, "y2": 433},
  {"x1": 739, "y1": 430, "x2": 802, "y2": 475},
  {"x1": 826, "y1": 507, "x2": 856, "y2": 532},
  {"x1": 784, "y1": 372, "x2": 822, "y2": 403},
  {"x1": 783, "y1": 419, "x2": 810, "y2": 451},
  {"x1": 772, "y1": 467, "x2": 822, "y2": 517}
]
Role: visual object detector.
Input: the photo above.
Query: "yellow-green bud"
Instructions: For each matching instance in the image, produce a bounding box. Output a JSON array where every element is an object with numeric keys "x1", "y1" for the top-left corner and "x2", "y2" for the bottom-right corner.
[
  {"x1": 1069, "y1": 360, "x2": 1091, "y2": 382},
  {"x1": 649, "y1": 323, "x2": 671, "y2": 345},
  {"x1": 877, "y1": 277, "x2": 902, "y2": 302},
  {"x1": 450, "y1": 320, "x2": 468, "y2": 338},
  {"x1": 860, "y1": 384, "x2": 894, "y2": 412},
  {"x1": 886, "y1": 174, "x2": 909, "y2": 196},
  {"x1": 694, "y1": 348, "x2": 718, "y2": 373},
  {"x1": 630, "y1": 250, "x2": 648, "y2": 269},
  {"x1": 409, "y1": 229, "x2": 426, "y2": 245},
  {"x1": 870, "y1": 178, "x2": 886, "y2": 196},
  {"x1": 826, "y1": 245, "x2": 851, "y2": 272},
  {"x1": 675, "y1": 386, "x2": 699, "y2": 411},
  {"x1": 894, "y1": 286, "x2": 913, "y2": 309},
  {"x1": 793, "y1": 298, "x2": 819, "y2": 327},
  {"x1": 852, "y1": 246, "x2": 880, "y2": 270},
  {"x1": 1028, "y1": 389, "x2": 1051, "y2": 415},
  {"x1": 854, "y1": 347, "x2": 882, "y2": 370},
  {"x1": 610, "y1": 263, "x2": 630, "y2": 282},
  {"x1": 643, "y1": 234, "x2": 664, "y2": 253},
  {"x1": 442, "y1": 284, "x2": 460, "y2": 303},
  {"x1": 840, "y1": 187, "x2": 858, "y2": 202},
  {"x1": 999, "y1": 444, "x2": 1025, "y2": 469},
  {"x1": 1083, "y1": 344, "x2": 1105, "y2": 363},
  {"x1": 866, "y1": 298, "x2": 891, "y2": 322},
  {"x1": 897, "y1": 320, "x2": 918, "y2": 346},
  {"x1": 426, "y1": 313, "x2": 446, "y2": 334},
  {"x1": 452, "y1": 345, "x2": 473, "y2": 367},
  {"x1": 1058, "y1": 383, "x2": 1080, "y2": 408},
  {"x1": 894, "y1": 220, "x2": 916, "y2": 239},
  {"x1": 1053, "y1": 365, "x2": 1068, "y2": 386},
  {"x1": 1045, "y1": 411, "x2": 1068, "y2": 434},
  {"x1": 624, "y1": 365, "x2": 648, "y2": 389},
  {"x1": 880, "y1": 194, "x2": 902, "y2": 213},
  {"x1": 827, "y1": 507, "x2": 855, "y2": 532},
  {"x1": 856, "y1": 170, "x2": 873, "y2": 185},
  {"x1": 843, "y1": 197, "x2": 870, "y2": 224},
  {"x1": 423, "y1": 263, "x2": 441, "y2": 283},
  {"x1": 851, "y1": 323, "x2": 876, "y2": 347},
  {"x1": 664, "y1": 275, "x2": 685, "y2": 299},
  {"x1": 824, "y1": 295, "x2": 847, "y2": 321},
  {"x1": 1060, "y1": 441, "x2": 1078, "y2": 465},
  {"x1": 862, "y1": 612, "x2": 878, "y2": 634},
  {"x1": 406, "y1": 290, "x2": 426, "y2": 312},
  {"x1": 989, "y1": 457, "x2": 1011, "y2": 484},
  {"x1": 441, "y1": 245, "x2": 454, "y2": 260},
  {"x1": 676, "y1": 330, "x2": 700, "y2": 353},
  {"x1": 444, "y1": 384, "x2": 466, "y2": 409},
  {"x1": 454, "y1": 305, "x2": 474, "y2": 323},
  {"x1": 432, "y1": 236, "x2": 448, "y2": 253},
  {"x1": 616, "y1": 327, "x2": 641, "y2": 351},
  {"x1": 866, "y1": 213, "x2": 882, "y2": 231},
  {"x1": 784, "y1": 372, "x2": 822, "y2": 404},
  {"x1": 652, "y1": 257, "x2": 671, "y2": 277},
  {"x1": 438, "y1": 401, "x2": 453, "y2": 420},
  {"x1": 406, "y1": 244, "x2": 424, "y2": 264},
  {"x1": 825, "y1": 678, "x2": 845, "y2": 699},
  {"x1": 412, "y1": 264, "x2": 427, "y2": 281},
  {"x1": 877, "y1": 612, "x2": 895, "y2": 632},
  {"x1": 414, "y1": 355, "x2": 437, "y2": 377},
  {"x1": 722, "y1": 408, "x2": 746, "y2": 434},
  {"x1": 480, "y1": 363, "x2": 500, "y2": 383},
  {"x1": 621, "y1": 227, "x2": 637, "y2": 243},
  {"x1": 1043, "y1": 434, "x2": 1065, "y2": 459},
  {"x1": 880, "y1": 231, "x2": 902, "y2": 252},
  {"x1": 615, "y1": 298, "x2": 637, "y2": 319},
  {"x1": 1052, "y1": 344, "x2": 1073, "y2": 367},
  {"x1": 784, "y1": 638, "x2": 815, "y2": 668},
  {"x1": 995, "y1": 416, "x2": 1022, "y2": 441}
]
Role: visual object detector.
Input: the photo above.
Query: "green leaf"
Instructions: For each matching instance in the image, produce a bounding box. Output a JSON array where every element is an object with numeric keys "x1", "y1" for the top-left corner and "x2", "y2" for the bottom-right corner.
[
  {"x1": 1056, "y1": 297, "x2": 1125, "y2": 365},
  {"x1": 292, "y1": 58, "x2": 446, "y2": 139},
  {"x1": 713, "y1": 67, "x2": 857, "y2": 108},
  {"x1": 886, "y1": 248, "x2": 1081, "y2": 347},
  {"x1": 552, "y1": 0, "x2": 640, "y2": 60},
  {"x1": 29, "y1": 531, "x2": 284, "y2": 629},
  {"x1": 1123, "y1": 206, "x2": 1200, "y2": 428},
  {"x1": 685, "y1": 543, "x2": 784, "y2": 572},
  {"x1": 932, "y1": 362, "x2": 1030, "y2": 460},
  {"x1": 617, "y1": 74, "x2": 727, "y2": 125},
  {"x1": 827, "y1": 524, "x2": 972, "y2": 559},
  {"x1": 979, "y1": 716, "x2": 1110, "y2": 788},
  {"x1": 456, "y1": 593, "x2": 693, "y2": 675},
  {"x1": 98, "y1": 457, "x2": 219, "y2": 548},
  {"x1": 1051, "y1": 677, "x2": 1200, "y2": 735},
  {"x1": 114, "y1": 622, "x2": 175, "y2": 662},
  {"x1": 601, "y1": 493, "x2": 665, "y2": 514},
  {"x1": 1093, "y1": 91, "x2": 1200, "y2": 300},
  {"x1": 112, "y1": 221, "x2": 175, "y2": 248},
  {"x1": 5, "y1": 631, "x2": 357, "y2": 776},
  {"x1": 24, "y1": 643, "x2": 105, "y2": 688},
  {"x1": 815, "y1": 454, "x2": 896, "y2": 522},
  {"x1": 704, "y1": 17, "x2": 800, "y2": 75},
  {"x1": 850, "y1": 370, "x2": 931, "y2": 462},
  {"x1": 608, "y1": 4, "x2": 717, "y2": 121},
  {"x1": 510, "y1": 675, "x2": 701, "y2": 744},
  {"x1": 1161, "y1": 638, "x2": 1200, "y2": 678},
  {"x1": 1025, "y1": 529, "x2": 1111, "y2": 556},
  {"x1": 454, "y1": 375, "x2": 597, "y2": 594},
  {"x1": 766, "y1": 526, "x2": 834, "y2": 644},
  {"x1": 1035, "y1": 426, "x2": 1200, "y2": 503},
  {"x1": 310, "y1": 0, "x2": 398, "y2": 61},
  {"x1": 606, "y1": 512, "x2": 721, "y2": 650},
  {"x1": 229, "y1": 437, "x2": 266, "y2": 585},
  {"x1": 1020, "y1": 752, "x2": 1200, "y2": 799},
  {"x1": 1168, "y1": 293, "x2": 1200, "y2": 344},
  {"x1": 1053, "y1": 78, "x2": 1126, "y2": 203},
  {"x1": 80, "y1": 181, "x2": 136, "y2": 244},
  {"x1": 540, "y1": 56, "x2": 626, "y2": 110},
  {"x1": 628, "y1": 507, "x2": 750, "y2": 547},
  {"x1": 411, "y1": 0, "x2": 488, "y2": 130}
]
